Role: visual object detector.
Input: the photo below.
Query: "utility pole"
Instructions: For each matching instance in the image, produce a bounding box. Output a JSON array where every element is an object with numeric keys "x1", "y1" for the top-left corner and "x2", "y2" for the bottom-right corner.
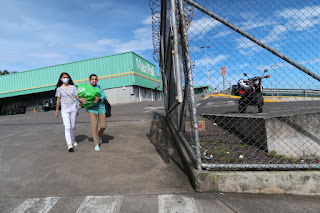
[
  {"x1": 270, "y1": 64, "x2": 279, "y2": 96},
  {"x1": 200, "y1": 46, "x2": 210, "y2": 91}
]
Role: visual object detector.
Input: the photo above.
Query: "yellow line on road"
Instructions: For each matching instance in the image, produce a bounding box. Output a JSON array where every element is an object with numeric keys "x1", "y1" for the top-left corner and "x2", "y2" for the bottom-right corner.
[{"x1": 205, "y1": 94, "x2": 282, "y2": 102}]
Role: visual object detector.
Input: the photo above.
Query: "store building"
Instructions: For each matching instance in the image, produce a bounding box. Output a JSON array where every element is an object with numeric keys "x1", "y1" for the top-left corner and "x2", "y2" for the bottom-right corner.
[{"x1": 0, "y1": 52, "x2": 162, "y2": 115}]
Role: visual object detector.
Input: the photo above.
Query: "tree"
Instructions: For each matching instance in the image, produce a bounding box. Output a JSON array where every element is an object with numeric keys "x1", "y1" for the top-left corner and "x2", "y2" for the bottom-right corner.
[{"x1": 0, "y1": 70, "x2": 13, "y2": 75}]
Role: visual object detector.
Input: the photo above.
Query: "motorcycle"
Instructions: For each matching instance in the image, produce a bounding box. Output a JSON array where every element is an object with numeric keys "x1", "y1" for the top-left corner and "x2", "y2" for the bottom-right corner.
[{"x1": 238, "y1": 73, "x2": 271, "y2": 113}]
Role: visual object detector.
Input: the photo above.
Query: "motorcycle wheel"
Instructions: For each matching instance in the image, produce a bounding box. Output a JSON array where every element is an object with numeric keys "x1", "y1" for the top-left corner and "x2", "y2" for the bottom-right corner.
[
  {"x1": 239, "y1": 101, "x2": 247, "y2": 113},
  {"x1": 258, "y1": 94, "x2": 263, "y2": 113}
]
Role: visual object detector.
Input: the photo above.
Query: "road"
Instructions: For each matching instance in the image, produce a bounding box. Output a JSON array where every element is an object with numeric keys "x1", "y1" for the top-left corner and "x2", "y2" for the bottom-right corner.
[{"x1": 197, "y1": 96, "x2": 320, "y2": 117}]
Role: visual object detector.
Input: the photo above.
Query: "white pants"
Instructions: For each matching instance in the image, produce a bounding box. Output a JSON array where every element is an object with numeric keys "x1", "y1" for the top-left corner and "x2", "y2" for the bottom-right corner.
[{"x1": 61, "y1": 106, "x2": 77, "y2": 147}]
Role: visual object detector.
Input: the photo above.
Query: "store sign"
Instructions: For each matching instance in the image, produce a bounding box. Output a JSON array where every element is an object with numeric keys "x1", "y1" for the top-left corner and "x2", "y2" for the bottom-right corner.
[{"x1": 136, "y1": 58, "x2": 155, "y2": 76}]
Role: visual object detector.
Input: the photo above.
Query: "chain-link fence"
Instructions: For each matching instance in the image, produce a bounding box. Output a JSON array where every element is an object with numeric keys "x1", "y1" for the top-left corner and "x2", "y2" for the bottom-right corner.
[{"x1": 150, "y1": 0, "x2": 320, "y2": 170}]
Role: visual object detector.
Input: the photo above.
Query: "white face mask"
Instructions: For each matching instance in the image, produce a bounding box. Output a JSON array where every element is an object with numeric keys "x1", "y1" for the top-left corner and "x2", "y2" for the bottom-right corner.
[{"x1": 61, "y1": 78, "x2": 69, "y2": 84}]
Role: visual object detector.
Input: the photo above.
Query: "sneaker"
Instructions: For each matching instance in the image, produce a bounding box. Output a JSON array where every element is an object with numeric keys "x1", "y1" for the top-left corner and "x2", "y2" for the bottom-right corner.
[
  {"x1": 98, "y1": 137, "x2": 102, "y2": 144},
  {"x1": 68, "y1": 146, "x2": 74, "y2": 152},
  {"x1": 72, "y1": 140, "x2": 78, "y2": 147},
  {"x1": 94, "y1": 145, "x2": 100, "y2": 151}
]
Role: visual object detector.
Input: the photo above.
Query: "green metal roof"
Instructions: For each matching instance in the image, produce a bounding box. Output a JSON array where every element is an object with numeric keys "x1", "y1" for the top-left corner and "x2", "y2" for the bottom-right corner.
[{"x1": 0, "y1": 52, "x2": 161, "y2": 99}]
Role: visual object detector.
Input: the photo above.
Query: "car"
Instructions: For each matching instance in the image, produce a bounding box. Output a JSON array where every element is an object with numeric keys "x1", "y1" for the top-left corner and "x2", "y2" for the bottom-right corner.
[
  {"x1": 8, "y1": 104, "x2": 26, "y2": 115},
  {"x1": 42, "y1": 97, "x2": 57, "y2": 111}
]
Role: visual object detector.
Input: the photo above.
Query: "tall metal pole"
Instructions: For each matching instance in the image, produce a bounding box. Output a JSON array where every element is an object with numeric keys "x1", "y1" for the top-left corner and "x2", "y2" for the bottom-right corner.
[
  {"x1": 200, "y1": 46, "x2": 210, "y2": 90},
  {"x1": 270, "y1": 64, "x2": 279, "y2": 96},
  {"x1": 206, "y1": 46, "x2": 208, "y2": 83},
  {"x1": 223, "y1": 75, "x2": 225, "y2": 92},
  {"x1": 275, "y1": 69, "x2": 277, "y2": 96}
]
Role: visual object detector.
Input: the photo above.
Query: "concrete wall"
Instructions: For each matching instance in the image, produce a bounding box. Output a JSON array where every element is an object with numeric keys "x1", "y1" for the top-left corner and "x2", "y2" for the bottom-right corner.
[
  {"x1": 208, "y1": 115, "x2": 268, "y2": 150},
  {"x1": 106, "y1": 86, "x2": 162, "y2": 105},
  {"x1": 205, "y1": 113, "x2": 320, "y2": 159},
  {"x1": 194, "y1": 170, "x2": 320, "y2": 195},
  {"x1": 106, "y1": 86, "x2": 132, "y2": 105},
  {"x1": 266, "y1": 113, "x2": 320, "y2": 158}
]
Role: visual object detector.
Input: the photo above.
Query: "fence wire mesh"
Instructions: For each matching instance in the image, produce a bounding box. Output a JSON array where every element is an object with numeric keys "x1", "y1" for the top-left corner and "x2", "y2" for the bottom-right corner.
[{"x1": 151, "y1": 0, "x2": 320, "y2": 170}]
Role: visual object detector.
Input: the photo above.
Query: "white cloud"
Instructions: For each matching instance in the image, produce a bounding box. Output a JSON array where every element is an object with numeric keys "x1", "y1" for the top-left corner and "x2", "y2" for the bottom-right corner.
[
  {"x1": 142, "y1": 15, "x2": 152, "y2": 25},
  {"x1": 113, "y1": 26, "x2": 152, "y2": 53},
  {"x1": 237, "y1": 63, "x2": 250, "y2": 69},
  {"x1": 74, "y1": 25, "x2": 153, "y2": 54},
  {"x1": 188, "y1": 17, "x2": 222, "y2": 36},
  {"x1": 311, "y1": 57, "x2": 320, "y2": 64},
  {"x1": 236, "y1": 37, "x2": 259, "y2": 49},
  {"x1": 89, "y1": 2, "x2": 111, "y2": 10},
  {"x1": 278, "y1": 5, "x2": 320, "y2": 31},
  {"x1": 194, "y1": 54, "x2": 229, "y2": 67},
  {"x1": 212, "y1": 30, "x2": 233, "y2": 38},
  {"x1": 235, "y1": 5, "x2": 320, "y2": 52},
  {"x1": 263, "y1": 25, "x2": 289, "y2": 43},
  {"x1": 27, "y1": 52, "x2": 65, "y2": 59},
  {"x1": 74, "y1": 39, "x2": 116, "y2": 52},
  {"x1": 255, "y1": 63, "x2": 286, "y2": 72},
  {"x1": 240, "y1": 19, "x2": 274, "y2": 31}
]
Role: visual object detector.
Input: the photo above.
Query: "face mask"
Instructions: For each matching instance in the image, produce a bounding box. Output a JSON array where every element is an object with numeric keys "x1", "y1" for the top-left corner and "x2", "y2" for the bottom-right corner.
[{"x1": 61, "y1": 78, "x2": 69, "y2": 84}]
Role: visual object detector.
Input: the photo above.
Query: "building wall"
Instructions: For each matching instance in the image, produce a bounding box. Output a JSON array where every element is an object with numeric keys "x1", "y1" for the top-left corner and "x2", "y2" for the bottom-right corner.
[
  {"x1": 106, "y1": 86, "x2": 162, "y2": 105},
  {"x1": 106, "y1": 86, "x2": 132, "y2": 105}
]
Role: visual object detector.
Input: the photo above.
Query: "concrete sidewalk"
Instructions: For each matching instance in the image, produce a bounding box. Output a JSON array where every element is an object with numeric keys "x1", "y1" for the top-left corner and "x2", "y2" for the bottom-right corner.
[{"x1": 0, "y1": 101, "x2": 194, "y2": 197}]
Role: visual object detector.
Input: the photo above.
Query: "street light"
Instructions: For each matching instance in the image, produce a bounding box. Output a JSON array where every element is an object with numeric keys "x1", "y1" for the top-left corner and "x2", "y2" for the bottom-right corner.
[
  {"x1": 265, "y1": 65, "x2": 279, "y2": 96},
  {"x1": 270, "y1": 64, "x2": 279, "y2": 96},
  {"x1": 200, "y1": 46, "x2": 210, "y2": 92}
]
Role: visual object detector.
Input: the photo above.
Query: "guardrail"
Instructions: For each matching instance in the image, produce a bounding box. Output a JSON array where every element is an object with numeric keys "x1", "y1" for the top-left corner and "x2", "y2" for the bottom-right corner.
[{"x1": 263, "y1": 89, "x2": 320, "y2": 97}]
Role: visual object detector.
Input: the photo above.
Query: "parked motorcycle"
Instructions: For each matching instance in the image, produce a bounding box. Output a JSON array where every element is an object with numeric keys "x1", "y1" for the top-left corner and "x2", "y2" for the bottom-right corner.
[{"x1": 238, "y1": 73, "x2": 271, "y2": 113}]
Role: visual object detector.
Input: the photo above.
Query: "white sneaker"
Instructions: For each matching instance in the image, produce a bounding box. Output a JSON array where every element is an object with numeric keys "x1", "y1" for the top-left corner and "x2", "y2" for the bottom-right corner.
[
  {"x1": 68, "y1": 145, "x2": 74, "y2": 152},
  {"x1": 72, "y1": 140, "x2": 78, "y2": 146}
]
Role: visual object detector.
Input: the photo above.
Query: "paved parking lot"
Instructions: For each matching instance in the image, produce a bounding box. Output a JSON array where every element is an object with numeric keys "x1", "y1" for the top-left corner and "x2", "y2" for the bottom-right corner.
[
  {"x1": 197, "y1": 96, "x2": 320, "y2": 117},
  {"x1": 0, "y1": 101, "x2": 193, "y2": 196}
]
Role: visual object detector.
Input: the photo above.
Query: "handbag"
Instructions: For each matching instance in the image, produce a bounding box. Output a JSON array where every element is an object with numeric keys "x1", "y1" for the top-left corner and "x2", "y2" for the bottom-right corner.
[{"x1": 104, "y1": 99, "x2": 112, "y2": 117}]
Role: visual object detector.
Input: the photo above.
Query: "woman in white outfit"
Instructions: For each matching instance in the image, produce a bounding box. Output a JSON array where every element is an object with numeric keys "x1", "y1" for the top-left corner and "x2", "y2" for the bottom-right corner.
[{"x1": 55, "y1": 72, "x2": 79, "y2": 152}]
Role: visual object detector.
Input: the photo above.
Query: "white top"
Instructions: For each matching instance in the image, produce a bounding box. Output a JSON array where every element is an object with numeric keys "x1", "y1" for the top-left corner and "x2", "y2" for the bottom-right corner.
[{"x1": 55, "y1": 85, "x2": 78, "y2": 109}]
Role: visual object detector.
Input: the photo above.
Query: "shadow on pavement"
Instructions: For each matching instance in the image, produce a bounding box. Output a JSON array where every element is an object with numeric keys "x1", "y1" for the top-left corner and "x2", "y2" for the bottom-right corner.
[
  {"x1": 147, "y1": 112, "x2": 187, "y2": 175},
  {"x1": 75, "y1": 134, "x2": 114, "y2": 144}
]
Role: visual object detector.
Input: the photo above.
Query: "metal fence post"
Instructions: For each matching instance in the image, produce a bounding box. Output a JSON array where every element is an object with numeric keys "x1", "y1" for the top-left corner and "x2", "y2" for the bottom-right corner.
[{"x1": 178, "y1": 0, "x2": 202, "y2": 170}]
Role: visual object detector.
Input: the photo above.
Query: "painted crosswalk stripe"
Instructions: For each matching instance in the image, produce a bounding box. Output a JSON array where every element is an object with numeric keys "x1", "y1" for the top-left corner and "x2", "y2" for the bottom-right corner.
[
  {"x1": 10, "y1": 197, "x2": 60, "y2": 213},
  {"x1": 76, "y1": 195, "x2": 123, "y2": 213},
  {"x1": 158, "y1": 194, "x2": 198, "y2": 213}
]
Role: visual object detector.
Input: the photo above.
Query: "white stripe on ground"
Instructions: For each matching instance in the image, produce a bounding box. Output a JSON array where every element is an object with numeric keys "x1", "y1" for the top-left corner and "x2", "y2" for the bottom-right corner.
[
  {"x1": 144, "y1": 107, "x2": 164, "y2": 113},
  {"x1": 158, "y1": 194, "x2": 199, "y2": 213},
  {"x1": 76, "y1": 196, "x2": 123, "y2": 213},
  {"x1": 10, "y1": 197, "x2": 60, "y2": 213}
]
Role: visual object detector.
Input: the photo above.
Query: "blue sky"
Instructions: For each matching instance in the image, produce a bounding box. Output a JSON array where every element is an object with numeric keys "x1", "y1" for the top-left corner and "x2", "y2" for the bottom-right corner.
[
  {"x1": 186, "y1": 0, "x2": 320, "y2": 90},
  {"x1": 0, "y1": 0, "x2": 155, "y2": 72},
  {"x1": 1, "y1": 0, "x2": 320, "y2": 90}
]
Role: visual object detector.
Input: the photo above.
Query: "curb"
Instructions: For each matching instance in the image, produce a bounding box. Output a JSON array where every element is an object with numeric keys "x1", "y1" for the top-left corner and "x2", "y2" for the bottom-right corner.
[
  {"x1": 205, "y1": 94, "x2": 281, "y2": 102},
  {"x1": 167, "y1": 118, "x2": 320, "y2": 195}
]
